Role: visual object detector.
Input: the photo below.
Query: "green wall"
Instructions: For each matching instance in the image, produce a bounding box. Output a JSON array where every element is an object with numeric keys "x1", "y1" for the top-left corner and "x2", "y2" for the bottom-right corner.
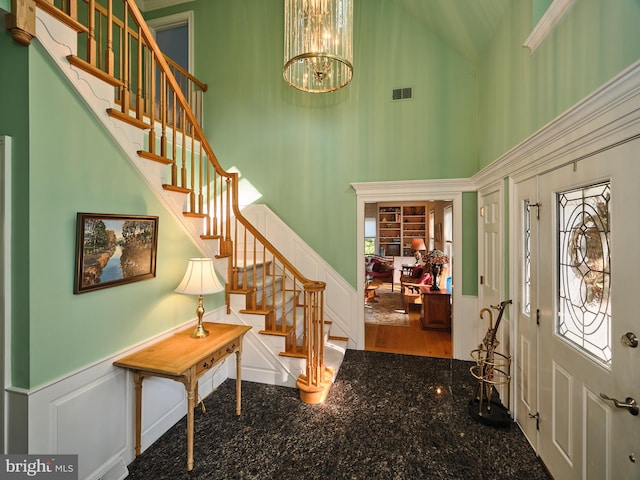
[
  {"x1": 144, "y1": 0, "x2": 640, "y2": 293},
  {"x1": 146, "y1": 0, "x2": 479, "y2": 289},
  {"x1": 478, "y1": 0, "x2": 640, "y2": 168},
  {"x1": 461, "y1": 192, "x2": 478, "y2": 296},
  {"x1": 0, "y1": 27, "x2": 31, "y2": 388},
  {"x1": 3, "y1": 0, "x2": 636, "y2": 386},
  {"x1": 0, "y1": 26, "x2": 224, "y2": 387}
]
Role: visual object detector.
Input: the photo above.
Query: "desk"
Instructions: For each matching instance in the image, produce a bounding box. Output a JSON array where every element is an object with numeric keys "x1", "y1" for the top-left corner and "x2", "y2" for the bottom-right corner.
[
  {"x1": 418, "y1": 286, "x2": 451, "y2": 331},
  {"x1": 114, "y1": 322, "x2": 251, "y2": 471}
]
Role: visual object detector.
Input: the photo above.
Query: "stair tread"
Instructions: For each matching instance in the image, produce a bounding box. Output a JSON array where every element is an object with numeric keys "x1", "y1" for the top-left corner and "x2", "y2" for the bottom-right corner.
[
  {"x1": 139, "y1": 152, "x2": 174, "y2": 165},
  {"x1": 279, "y1": 351, "x2": 307, "y2": 359}
]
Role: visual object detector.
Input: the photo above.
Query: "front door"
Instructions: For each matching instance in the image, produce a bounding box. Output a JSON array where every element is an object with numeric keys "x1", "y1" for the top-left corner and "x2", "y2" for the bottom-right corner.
[{"x1": 537, "y1": 140, "x2": 640, "y2": 479}]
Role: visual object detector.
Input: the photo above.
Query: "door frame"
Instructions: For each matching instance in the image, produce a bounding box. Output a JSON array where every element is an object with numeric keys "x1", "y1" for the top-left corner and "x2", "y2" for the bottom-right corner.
[
  {"x1": 351, "y1": 179, "x2": 472, "y2": 359},
  {"x1": 147, "y1": 10, "x2": 195, "y2": 76},
  {"x1": 1, "y1": 136, "x2": 11, "y2": 453}
]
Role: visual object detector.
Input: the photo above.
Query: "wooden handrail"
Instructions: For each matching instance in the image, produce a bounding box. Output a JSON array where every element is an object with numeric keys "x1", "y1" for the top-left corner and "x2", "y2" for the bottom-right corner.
[{"x1": 26, "y1": 0, "x2": 331, "y2": 402}]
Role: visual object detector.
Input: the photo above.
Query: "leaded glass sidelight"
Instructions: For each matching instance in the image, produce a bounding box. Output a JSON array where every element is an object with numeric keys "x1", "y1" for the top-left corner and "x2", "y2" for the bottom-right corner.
[
  {"x1": 557, "y1": 182, "x2": 611, "y2": 366},
  {"x1": 523, "y1": 200, "x2": 531, "y2": 316}
]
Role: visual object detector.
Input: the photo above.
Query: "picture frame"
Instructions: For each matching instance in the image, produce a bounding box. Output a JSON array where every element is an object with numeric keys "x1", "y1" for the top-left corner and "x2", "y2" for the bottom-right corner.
[{"x1": 74, "y1": 213, "x2": 159, "y2": 294}]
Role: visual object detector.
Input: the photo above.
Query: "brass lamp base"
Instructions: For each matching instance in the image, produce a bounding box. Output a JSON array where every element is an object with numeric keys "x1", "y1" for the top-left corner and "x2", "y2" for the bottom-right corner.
[{"x1": 191, "y1": 294, "x2": 209, "y2": 339}]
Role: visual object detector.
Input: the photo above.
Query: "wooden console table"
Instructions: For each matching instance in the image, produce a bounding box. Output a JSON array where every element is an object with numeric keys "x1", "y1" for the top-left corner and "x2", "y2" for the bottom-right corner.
[
  {"x1": 114, "y1": 322, "x2": 251, "y2": 471},
  {"x1": 418, "y1": 286, "x2": 451, "y2": 331}
]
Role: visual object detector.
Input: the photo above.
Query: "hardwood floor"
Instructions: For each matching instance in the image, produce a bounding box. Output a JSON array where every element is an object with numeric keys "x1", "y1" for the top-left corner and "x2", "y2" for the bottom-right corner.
[{"x1": 364, "y1": 286, "x2": 452, "y2": 358}]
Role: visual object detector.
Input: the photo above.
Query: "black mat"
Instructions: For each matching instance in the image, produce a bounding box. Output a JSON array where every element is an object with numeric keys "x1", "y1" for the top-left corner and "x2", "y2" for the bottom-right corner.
[{"x1": 125, "y1": 350, "x2": 550, "y2": 479}]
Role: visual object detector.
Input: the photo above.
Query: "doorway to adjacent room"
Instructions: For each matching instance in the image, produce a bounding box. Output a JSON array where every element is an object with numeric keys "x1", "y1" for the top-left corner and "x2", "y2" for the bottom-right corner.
[{"x1": 363, "y1": 200, "x2": 453, "y2": 358}]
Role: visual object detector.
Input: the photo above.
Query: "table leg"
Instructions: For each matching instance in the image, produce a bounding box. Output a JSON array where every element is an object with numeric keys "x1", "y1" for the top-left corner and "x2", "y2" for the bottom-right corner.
[
  {"x1": 185, "y1": 370, "x2": 196, "y2": 471},
  {"x1": 235, "y1": 349, "x2": 242, "y2": 415},
  {"x1": 133, "y1": 372, "x2": 143, "y2": 457}
]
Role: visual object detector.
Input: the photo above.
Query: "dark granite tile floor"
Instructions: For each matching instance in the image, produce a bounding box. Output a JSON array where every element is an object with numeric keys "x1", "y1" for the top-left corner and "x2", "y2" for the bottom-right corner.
[{"x1": 125, "y1": 350, "x2": 551, "y2": 479}]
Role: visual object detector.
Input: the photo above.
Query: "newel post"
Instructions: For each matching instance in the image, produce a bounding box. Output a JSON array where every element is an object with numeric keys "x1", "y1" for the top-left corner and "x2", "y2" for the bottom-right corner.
[
  {"x1": 296, "y1": 281, "x2": 334, "y2": 404},
  {"x1": 6, "y1": 0, "x2": 37, "y2": 46}
]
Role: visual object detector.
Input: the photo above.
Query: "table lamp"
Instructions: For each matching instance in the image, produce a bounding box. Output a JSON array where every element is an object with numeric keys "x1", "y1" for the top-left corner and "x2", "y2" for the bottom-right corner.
[
  {"x1": 411, "y1": 238, "x2": 427, "y2": 264},
  {"x1": 424, "y1": 249, "x2": 449, "y2": 291},
  {"x1": 175, "y1": 258, "x2": 224, "y2": 338}
]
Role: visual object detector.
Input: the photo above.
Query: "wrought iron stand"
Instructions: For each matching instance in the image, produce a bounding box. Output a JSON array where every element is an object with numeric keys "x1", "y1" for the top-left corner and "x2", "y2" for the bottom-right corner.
[{"x1": 469, "y1": 300, "x2": 512, "y2": 427}]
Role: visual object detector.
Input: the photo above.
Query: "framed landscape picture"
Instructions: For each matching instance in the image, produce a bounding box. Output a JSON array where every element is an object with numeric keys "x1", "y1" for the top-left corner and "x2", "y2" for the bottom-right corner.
[{"x1": 75, "y1": 213, "x2": 159, "y2": 293}]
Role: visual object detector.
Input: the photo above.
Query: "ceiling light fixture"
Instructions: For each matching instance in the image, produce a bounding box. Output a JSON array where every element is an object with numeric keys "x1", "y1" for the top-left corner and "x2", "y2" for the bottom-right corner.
[{"x1": 283, "y1": 0, "x2": 353, "y2": 93}]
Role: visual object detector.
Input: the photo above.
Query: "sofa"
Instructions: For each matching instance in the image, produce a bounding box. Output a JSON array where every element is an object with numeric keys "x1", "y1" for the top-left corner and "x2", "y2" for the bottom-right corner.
[{"x1": 365, "y1": 255, "x2": 395, "y2": 290}]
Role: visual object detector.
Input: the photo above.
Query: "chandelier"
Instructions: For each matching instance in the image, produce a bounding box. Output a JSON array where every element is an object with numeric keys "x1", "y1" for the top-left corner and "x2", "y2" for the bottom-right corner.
[{"x1": 283, "y1": 0, "x2": 353, "y2": 93}]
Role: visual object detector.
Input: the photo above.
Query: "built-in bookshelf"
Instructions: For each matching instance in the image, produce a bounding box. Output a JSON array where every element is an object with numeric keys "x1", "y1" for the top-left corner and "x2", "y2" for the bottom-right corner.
[
  {"x1": 377, "y1": 204, "x2": 426, "y2": 256},
  {"x1": 377, "y1": 206, "x2": 401, "y2": 256}
]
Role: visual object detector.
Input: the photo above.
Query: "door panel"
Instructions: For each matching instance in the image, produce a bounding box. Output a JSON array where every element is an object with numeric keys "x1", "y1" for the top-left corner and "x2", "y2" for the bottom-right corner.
[
  {"x1": 537, "y1": 140, "x2": 640, "y2": 479},
  {"x1": 480, "y1": 189, "x2": 501, "y2": 310}
]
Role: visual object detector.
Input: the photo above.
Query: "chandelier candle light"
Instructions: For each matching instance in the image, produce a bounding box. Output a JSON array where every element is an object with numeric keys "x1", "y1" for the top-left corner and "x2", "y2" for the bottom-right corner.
[
  {"x1": 283, "y1": 0, "x2": 353, "y2": 93},
  {"x1": 175, "y1": 258, "x2": 225, "y2": 338}
]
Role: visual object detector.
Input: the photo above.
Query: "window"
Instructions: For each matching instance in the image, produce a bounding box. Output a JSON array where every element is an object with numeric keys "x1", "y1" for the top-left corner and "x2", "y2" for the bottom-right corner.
[
  {"x1": 557, "y1": 182, "x2": 611, "y2": 366},
  {"x1": 443, "y1": 204, "x2": 453, "y2": 261},
  {"x1": 522, "y1": 200, "x2": 531, "y2": 315},
  {"x1": 428, "y1": 210, "x2": 435, "y2": 250},
  {"x1": 364, "y1": 216, "x2": 376, "y2": 255}
]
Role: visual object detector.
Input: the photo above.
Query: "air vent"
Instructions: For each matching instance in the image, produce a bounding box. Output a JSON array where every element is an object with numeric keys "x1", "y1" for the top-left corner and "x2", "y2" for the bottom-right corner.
[{"x1": 392, "y1": 87, "x2": 413, "y2": 101}]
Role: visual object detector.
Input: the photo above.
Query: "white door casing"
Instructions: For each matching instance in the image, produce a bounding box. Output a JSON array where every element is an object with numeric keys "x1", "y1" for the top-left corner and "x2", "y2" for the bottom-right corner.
[{"x1": 537, "y1": 140, "x2": 640, "y2": 479}]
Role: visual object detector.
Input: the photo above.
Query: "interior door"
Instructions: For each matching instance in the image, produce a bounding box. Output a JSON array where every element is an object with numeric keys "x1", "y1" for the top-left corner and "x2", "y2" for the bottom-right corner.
[
  {"x1": 514, "y1": 175, "x2": 539, "y2": 451},
  {"x1": 479, "y1": 188, "x2": 501, "y2": 309},
  {"x1": 537, "y1": 140, "x2": 640, "y2": 479}
]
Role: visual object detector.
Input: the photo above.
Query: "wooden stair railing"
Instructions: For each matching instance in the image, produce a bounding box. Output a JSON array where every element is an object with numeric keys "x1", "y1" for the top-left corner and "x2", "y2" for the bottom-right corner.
[{"x1": 14, "y1": 0, "x2": 332, "y2": 404}]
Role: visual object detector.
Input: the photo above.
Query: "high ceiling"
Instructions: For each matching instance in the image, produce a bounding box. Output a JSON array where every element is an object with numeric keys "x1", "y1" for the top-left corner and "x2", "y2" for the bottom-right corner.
[
  {"x1": 391, "y1": 0, "x2": 513, "y2": 63},
  {"x1": 139, "y1": 0, "x2": 514, "y2": 65}
]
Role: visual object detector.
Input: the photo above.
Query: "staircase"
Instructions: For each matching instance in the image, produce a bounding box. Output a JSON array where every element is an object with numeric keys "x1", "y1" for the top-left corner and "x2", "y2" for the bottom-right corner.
[{"x1": 10, "y1": 0, "x2": 348, "y2": 404}]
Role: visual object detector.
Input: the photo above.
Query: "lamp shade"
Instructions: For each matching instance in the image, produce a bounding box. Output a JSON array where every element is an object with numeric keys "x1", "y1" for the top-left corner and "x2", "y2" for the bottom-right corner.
[
  {"x1": 175, "y1": 258, "x2": 224, "y2": 295},
  {"x1": 425, "y1": 249, "x2": 449, "y2": 266},
  {"x1": 411, "y1": 238, "x2": 426, "y2": 251}
]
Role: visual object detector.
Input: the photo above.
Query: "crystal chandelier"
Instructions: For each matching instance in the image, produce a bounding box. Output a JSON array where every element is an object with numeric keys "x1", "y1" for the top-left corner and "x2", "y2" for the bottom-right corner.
[{"x1": 283, "y1": 0, "x2": 353, "y2": 93}]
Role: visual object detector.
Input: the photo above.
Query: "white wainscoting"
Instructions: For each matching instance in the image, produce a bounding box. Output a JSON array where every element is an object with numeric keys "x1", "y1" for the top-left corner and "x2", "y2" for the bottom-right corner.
[{"x1": 15, "y1": 312, "x2": 229, "y2": 480}]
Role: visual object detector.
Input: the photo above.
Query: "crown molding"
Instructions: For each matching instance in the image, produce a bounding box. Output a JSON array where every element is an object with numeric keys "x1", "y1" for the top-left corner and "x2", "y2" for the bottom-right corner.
[
  {"x1": 523, "y1": 0, "x2": 575, "y2": 54},
  {"x1": 136, "y1": 0, "x2": 193, "y2": 12},
  {"x1": 351, "y1": 178, "x2": 475, "y2": 202}
]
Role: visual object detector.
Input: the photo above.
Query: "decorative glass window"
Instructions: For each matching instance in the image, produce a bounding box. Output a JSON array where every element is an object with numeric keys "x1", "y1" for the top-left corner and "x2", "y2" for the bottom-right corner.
[
  {"x1": 557, "y1": 182, "x2": 611, "y2": 366},
  {"x1": 523, "y1": 200, "x2": 531, "y2": 315}
]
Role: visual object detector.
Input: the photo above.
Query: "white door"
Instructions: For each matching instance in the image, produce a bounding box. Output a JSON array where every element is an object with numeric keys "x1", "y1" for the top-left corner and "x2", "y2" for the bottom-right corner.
[
  {"x1": 479, "y1": 188, "x2": 502, "y2": 309},
  {"x1": 537, "y1": 140, "x2": 640, "y2": 479},
  {"x1": 514, "y1": 175, "x2": 540, "y2": 450},
  {"x1": 478, "y1": 187, "x2": 508, "y2": 403}
]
